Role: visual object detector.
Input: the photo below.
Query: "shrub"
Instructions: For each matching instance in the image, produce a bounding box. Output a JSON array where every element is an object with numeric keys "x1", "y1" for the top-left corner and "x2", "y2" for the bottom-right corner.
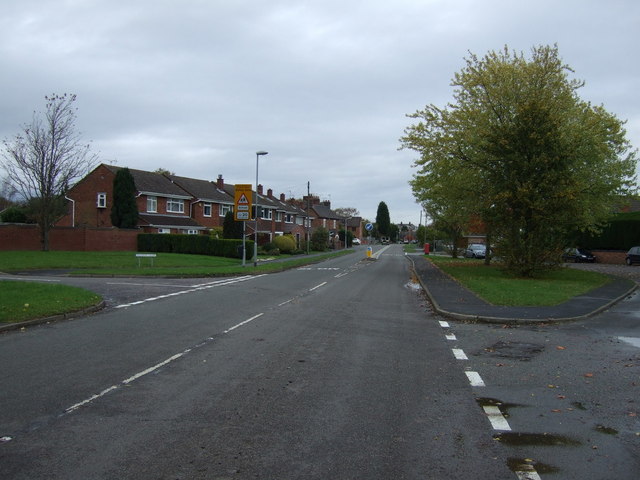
[
  {"x1": 273, "y1": 234, "x2": 296, "y2": 253},
  {"x1": 311, "y1": 227, "x2": 329, "y2": 251},
  {"x1": 137, "y1": 233, "x2": 254, "y2": 259}
]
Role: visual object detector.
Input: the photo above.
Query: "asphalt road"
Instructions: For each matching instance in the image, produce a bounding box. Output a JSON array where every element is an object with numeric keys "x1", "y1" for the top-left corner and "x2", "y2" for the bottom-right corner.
[{"x1": 1, "y1": 245, "x2": 638, "y2": 479}]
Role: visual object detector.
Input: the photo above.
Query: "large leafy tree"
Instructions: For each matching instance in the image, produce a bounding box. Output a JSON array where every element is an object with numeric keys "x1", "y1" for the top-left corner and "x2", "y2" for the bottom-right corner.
[
  {"x1": 375, "y1": 201, "x2": 391, "y2": 237},
  {"x1": 111, "y1": 167, "x2": 139, "y2": 228},
  {"x1": 2, "y1": 94, "x2": 98, "y2": 250},
  {"x1": 401, "y1": 45, "x2": 636, "y2": 277}
]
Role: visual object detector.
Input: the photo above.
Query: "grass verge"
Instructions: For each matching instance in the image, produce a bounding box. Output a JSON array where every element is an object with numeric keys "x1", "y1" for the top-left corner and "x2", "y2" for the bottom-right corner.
[
  {"x1": 427, "y1": 256, "x2": 611, "y2": 306},
  {"x1": 0, "y1": 281, "x2": 101, "y2": 324}
]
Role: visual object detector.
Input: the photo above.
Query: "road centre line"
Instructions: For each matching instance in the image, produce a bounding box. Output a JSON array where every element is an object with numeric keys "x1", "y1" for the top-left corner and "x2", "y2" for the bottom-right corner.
[
  {"x1": 115, "y1": 275, "x2": 264, "y2": 308},
  {"x1": 465, "y1": 371, "x2": 485, "y2": 387},
  {"x1": 482, "y1": 405, "x2": 512, "y2": 431},
  {"x1": 309, "y1": 281, "x2": 327, "y2": 291},
  {"x1": 224, "y1": 313, "x2": 264, "y2": 334},
  {"x1": 439, "y1": 320, "x2": 450, "y2": 328},
  {"x1": 445, "y1": 333, "x2": 457, "y2": 340},
  {"x1": 452, "y1": 348, "x2": 468, "y2": 360}
]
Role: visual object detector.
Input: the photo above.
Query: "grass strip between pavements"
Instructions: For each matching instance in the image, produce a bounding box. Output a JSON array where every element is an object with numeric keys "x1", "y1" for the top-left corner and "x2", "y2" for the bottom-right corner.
[{"x1": 427, "y1": 255, "x2": 612, "y2": 306}]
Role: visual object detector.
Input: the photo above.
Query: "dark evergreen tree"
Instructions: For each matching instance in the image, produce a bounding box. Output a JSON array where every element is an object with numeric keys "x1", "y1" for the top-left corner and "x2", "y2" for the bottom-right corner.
[
  {"x1": 223, "y1": 211, "x2": 244, "y2": 239},
  {"x1": 111, "y1": 167, "x2": 138, "y2": 228},
  {"x1": 376, "y1": 201, "x2": 391, "y2": 237}
]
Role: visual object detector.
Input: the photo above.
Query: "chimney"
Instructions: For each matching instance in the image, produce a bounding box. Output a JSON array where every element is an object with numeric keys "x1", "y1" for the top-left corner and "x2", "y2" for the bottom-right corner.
[
  {"x1": 322, "y1": 200, "x2": 331, "y2": 207},
  {"x1": 280, "y1": 193, "x2": 286, "y2": 202},
  {"x1": 267, "y1": 188, "x2": 273, "y2": 199},
  {"x1": 216, "y1": 174, "x2": 224, "y2": 189},
  {"x1": 257, "y1": 184, "x2": 263, "y2": 195}
]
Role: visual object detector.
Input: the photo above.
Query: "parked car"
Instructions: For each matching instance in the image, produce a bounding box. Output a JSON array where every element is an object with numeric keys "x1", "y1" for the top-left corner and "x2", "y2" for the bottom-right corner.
[
  {"x1": 562, "y1": 248, "x2": 595, "y2": 263},
  {"x1": 626, "y1": 246, "x2": 640, "y2": 265},
  {"x1": 352, "y1": 238, "x2": 361, "y2": 245},
  {"x1": 464, "y1": 244, "x2": 486, "y2": 259}
]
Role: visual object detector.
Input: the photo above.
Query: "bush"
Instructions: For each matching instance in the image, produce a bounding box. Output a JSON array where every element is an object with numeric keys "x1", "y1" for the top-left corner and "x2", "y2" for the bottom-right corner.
[
  {"x1": 137, "y1": 233, "x2": 254, "y2": 259},
  {"x1": 1, "y1": 206, "x2": 29, "y2": 223},
  {"x1": 311, "y1": 227, "x2": 329, "y2": 251},
  {"x1": 273, "y1": 234, "x2": 296, "y2": 253}
]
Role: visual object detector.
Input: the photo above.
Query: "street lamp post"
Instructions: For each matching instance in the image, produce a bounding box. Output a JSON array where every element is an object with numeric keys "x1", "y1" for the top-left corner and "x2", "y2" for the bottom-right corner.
[
  {"x1": 344, "y1": 216, "x2": 352, "y2": 250},
  {"x1": 254, "y1": 151, "x2": 268, "y2": 266}
]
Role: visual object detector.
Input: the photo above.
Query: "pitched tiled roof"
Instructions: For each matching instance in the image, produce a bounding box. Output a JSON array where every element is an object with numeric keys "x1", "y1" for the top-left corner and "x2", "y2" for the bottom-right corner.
[
  {"x1": 167, "y1": 175, "x2": 234, "y2": 203},
  {"x1": 312, "y1": 203, "x2": 341, "y2": 220},
  {"x1": 106, "y1": 165, "x2": 191, "y2": 198}
]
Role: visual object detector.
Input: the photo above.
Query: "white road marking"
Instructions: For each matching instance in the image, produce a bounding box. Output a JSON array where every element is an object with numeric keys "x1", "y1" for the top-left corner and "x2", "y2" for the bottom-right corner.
[
  {"x1": 483, "y1": 405, "x2": 511, "y2": 431},
  {"x1": 514, "y1": 469, "x2": 542, "y2": 480},
  {"x1": 618, "y1": 336, "x2": 640, "y2": 348},
  {"x1": 309, "y1": 282, "x2": 327, "y2": 291},
  {"x1": 115, "y1": 275, "x2": 264, "y2": 308},
  {"x1": 223, "y1": 313, "x2": 264, "y2": 334},
  {"x1": 439, "y1": 321, "x2": 450, "y2": 328},
  {"x1": 465, "y1": 371, "x2": 485, "y2": 387},
  {"x1": 452, "y1": 348, "x2": 468, "y2": 360},
  {"x1": 278, "y1": 299, "x2": 293, "y2": 306},
  {"x1": 445, "y1": 333, "x2": 457, "y2": 341}
]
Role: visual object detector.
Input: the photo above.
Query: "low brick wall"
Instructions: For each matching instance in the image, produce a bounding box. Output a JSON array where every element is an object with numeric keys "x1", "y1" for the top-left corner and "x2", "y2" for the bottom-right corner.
[
  {"x1": 592, "y1": 250, "x2": 626, "y2": 265},
  {"x1": 0, "y1": 224, "x2": 139, "y2": 251}
]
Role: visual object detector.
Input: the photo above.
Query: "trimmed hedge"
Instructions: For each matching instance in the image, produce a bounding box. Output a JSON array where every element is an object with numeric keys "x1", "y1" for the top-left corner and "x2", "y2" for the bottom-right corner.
[
  {"x1": 577, "y1": 212, "x2": 640, "y2": 250},
  {"x1": 137, "y1": 233, "x2": 254, "y2": 259}
]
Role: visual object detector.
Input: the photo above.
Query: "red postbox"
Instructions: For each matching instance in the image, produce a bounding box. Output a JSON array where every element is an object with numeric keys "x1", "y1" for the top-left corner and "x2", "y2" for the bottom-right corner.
[{"x1": 424, "y1": 243, "x2": 430, "y2": 255}]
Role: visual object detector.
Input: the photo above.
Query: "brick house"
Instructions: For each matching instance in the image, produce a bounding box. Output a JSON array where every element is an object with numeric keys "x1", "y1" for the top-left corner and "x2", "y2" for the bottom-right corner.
[{"x1": 57, "y1": 164, "x2": 312, "y2": 245}]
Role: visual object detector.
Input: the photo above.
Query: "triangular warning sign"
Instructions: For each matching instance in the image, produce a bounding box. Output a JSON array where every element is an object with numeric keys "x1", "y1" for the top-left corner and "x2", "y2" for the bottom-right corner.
[{"x1": 238, "y1": 193, "x2": 249, "y2": 205}]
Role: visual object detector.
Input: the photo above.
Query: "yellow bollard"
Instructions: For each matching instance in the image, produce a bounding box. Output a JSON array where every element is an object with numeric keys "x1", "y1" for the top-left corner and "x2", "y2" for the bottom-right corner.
[{"x1": 366, "y1": 246, "x2": 372, "y2": 258}]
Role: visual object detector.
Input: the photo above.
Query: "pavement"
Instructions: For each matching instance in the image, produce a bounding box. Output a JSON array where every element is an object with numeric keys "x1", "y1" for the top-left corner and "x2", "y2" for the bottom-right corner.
[{"x1": 408, "y1": 254, "x2": 639, "y2": 324}]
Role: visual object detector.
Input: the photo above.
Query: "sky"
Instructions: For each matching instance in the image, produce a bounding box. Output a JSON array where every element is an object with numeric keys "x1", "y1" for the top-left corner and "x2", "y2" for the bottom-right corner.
[{"x1": 1, "y1": 0, "x2": 638, "y2": 226}]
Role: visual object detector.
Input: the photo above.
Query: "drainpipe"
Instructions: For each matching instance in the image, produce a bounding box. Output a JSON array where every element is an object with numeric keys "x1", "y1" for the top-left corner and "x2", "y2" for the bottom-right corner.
[{"x1": 65, "y1": 196, "x2": 75, "y2": 227}]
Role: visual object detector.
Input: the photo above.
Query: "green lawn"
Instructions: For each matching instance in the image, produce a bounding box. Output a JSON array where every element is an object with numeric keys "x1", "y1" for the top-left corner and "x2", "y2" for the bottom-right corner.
[
  {"x1": 0, "y1": 281, "x2": 101, "y2": 324},
  {"x1": 0, "y1": 249, "x2": 352, "y2": 324},
  {"x1": 428, "y1": 256, "x2": 611, "y2": 306}
]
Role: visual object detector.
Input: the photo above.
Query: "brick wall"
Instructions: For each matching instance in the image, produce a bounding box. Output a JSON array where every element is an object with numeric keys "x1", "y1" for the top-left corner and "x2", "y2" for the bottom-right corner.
[
  {"x1": 0, "y1": 224, "x2": 138, "y2": 251},
  {"x1": 592, "y1": 250, "x2": 626, "y2": 264}
]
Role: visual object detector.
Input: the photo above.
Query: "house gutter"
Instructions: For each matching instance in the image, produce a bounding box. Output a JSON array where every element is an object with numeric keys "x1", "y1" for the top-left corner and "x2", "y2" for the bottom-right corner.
[{"x1": 64, "y1": 196, "x2": 75, "y2": 227}]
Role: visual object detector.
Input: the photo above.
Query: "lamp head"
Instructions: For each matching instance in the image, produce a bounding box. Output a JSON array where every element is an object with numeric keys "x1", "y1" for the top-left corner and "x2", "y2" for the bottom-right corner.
[{"x1": 256, "y1": 151, "x2": 268, "y2": 156}]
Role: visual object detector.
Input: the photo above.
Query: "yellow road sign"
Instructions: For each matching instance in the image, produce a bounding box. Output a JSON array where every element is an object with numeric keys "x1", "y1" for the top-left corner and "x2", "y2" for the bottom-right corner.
[{"x1": 234, "y1": 184, "x2": 253, "y2": 221}]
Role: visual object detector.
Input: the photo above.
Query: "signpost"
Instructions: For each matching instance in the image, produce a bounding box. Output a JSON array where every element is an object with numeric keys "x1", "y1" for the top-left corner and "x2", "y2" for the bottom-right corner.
[{"x1": 235, "y1": 184, "x2": 253, "y2": 266}]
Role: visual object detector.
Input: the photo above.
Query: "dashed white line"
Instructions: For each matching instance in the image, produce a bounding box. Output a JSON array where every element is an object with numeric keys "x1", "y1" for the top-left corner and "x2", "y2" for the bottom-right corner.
[
  {"x1": 445, "y1": 333, "x2": 457, "y2": 341},
  {"x1": 439, "y1": 320, "x2": 450, "y2": 328},
  {"x1": 483, "y1": 405, "x2": 512, "y2": 431},
  {"x1": 309, "y1": 282, "x2": 327, "y2": 291},
  {"x1": 452, "y1": 348, "x2": 468, "y2": 360},
  {"x1": 514, "y1": 469, "x2": 542, "y2": 480},
  {"x1": 465, "y1": 371, "x2": 485, "y2": 387},
  {"x1": 223, "y1": 313, "x2": 264, "y2": 334}
]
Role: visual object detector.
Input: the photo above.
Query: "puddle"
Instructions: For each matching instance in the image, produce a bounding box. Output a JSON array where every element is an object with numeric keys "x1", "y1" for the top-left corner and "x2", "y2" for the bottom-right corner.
[
  {"x1": 494, "y1": 432, "x2": 581, "y2": 447},
  {"x1": 507, "y1": 458, "x2": 559, "y2": 475},
  {"x1": 482, "y1": 341, "x2": 545, "y2": 361},
  {"x1": 594, "y1": 424, "x2": 618, "y2": 435},
  {"x1": 618, "y1": 336, "x2": 640, "y2": 348},
  {"x1": 571, "y1": 401, "x2": 587, "y2": 411}
]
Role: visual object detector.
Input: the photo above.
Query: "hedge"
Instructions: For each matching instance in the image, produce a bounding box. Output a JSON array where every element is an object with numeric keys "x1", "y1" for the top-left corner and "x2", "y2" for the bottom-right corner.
[
  {"x1": 137, "y1": 233, "x2": 254, "y2": 259},
  {"x1": 577, "y1": 212, "x2": 640, "y2": 250}
]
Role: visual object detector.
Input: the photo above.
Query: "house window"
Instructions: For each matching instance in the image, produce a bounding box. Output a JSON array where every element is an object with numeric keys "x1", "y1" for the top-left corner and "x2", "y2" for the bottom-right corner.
[
  {"x1": 296, "y1": 216, "x2": 304, "y2": 226},
  {"x1": 261, "y1": 208, "x2": 272, "y2": 220},
  {"x1": 275, "y1": 211, "x2": 283, "y2": 222},
  {"x1": 167, "y1": 198, "x2": 184, "y2": 213},
  {"x1": 147, "y1": 196, "x2": 157, "y2": 213},
  {"x1": 97, "y1": 193, "x2": 107, "y2": 208},
  {"x1": 183, "y1": 229, "x2": 199, "y2": 235},
  {"x1": 158, "y1": 228, "x2": 171, "y2": 234},
  {"x1": 220, "y1": 204, "x2": 232, "y2": 217},
  {"x1": 203, "y1": 203, "x2": 212, "y2": 217},
  {"x1": 285, "y1": 213, "x2": 293, "y2": 223}
]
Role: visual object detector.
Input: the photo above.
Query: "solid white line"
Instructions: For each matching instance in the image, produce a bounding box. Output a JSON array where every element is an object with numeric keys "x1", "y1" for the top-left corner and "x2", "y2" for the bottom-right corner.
[
  {"x1": 483, "y1": 405, "x2": 511, "y2": 431},
  {"x1": 439, "y1": 321, "x2": 450, "y2": 328},
  {"x1": 445, "y1": 333, "x2": 457, "y2": 341},
  {"x1": 452, "y1": 348, "x2": 468, "y2": 360},
  {"x1": 309, "y1": 282, "x2": 327, "y2": 291},
  {"x1": 224, "y1": 313, "x2": 263, "y2": 333},
  {"x1": 465, "y1": 371, "x2": 485, "y2": 387}
]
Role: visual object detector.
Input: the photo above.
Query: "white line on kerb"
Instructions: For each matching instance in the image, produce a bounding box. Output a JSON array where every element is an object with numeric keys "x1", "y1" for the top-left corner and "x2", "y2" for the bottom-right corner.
[
  {"x1": 452, "y1": 348, "x2": 468, "y2": 360},
  {"x1": 483, "y1": 405, "x2": 511, "y2": 431},
  {"x1": 465, "y1": 371, "x2": 485, "y2": 387}
]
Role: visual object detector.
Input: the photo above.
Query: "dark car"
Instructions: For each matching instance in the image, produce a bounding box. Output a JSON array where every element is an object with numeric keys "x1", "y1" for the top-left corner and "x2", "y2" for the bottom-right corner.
[
  {"x1": 626, "y1": 246, "x2": 640, "y2": 266},
  {"x1": 464, "y1": 244, "x2": 486, "y2": 259},
  {"x1": 562, "y1": 248, "x2": 595, "y2": 263}
]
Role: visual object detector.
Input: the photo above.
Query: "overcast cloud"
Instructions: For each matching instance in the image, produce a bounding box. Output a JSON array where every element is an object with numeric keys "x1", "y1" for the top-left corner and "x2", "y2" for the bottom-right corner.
[{"x1": 1, "y1": 0, "x2": 638, "y2": 225}]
